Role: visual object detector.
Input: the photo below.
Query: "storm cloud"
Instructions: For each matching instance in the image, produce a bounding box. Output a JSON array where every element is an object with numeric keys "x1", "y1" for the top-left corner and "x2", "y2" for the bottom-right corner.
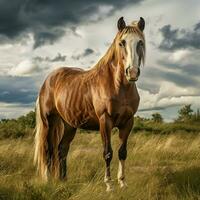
[
  {"x1": 0, "y1": 0, "x2": 143, "y2": 48},
  {"x1": 0, "y1": 76, "x2": 39, "y2": 104},
  {"x1": 34, "y1": 53, "x2": 66, "y2": 62},
  {"x1": 141, "y1": 66, "x2": 199, "y2": 89},
  {"x1": 159, "y1": 21, "x2": 200, "y2": 51},
  {"x1": 157, "y1": 59, "x2": 200, "y2": 78},
  {"x1": 72, "y1": 48, "x2": 95, "y2": 60}
]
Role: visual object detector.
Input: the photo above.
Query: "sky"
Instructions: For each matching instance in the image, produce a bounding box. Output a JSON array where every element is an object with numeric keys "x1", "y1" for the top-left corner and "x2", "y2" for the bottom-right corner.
[{"x1": 0, "y1": 0, "x2": 199, "y2": 121}]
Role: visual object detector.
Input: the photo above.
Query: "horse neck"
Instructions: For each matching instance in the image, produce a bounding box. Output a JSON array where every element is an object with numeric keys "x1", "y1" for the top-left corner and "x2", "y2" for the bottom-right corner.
[{"x1": 96, "y1": 41, "x2": 128, "y2": 91}]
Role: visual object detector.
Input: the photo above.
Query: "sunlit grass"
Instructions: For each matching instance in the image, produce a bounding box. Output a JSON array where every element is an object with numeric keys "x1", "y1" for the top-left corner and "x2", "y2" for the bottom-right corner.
[{"x1": 0, "y1": 132, "x2": 200, "y2": 199}]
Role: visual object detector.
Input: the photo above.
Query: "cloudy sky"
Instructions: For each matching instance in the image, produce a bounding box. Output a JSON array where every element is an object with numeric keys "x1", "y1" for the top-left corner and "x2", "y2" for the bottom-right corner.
[{"x1": 0, "y1": 0, "x2": 199, "y2": 121}]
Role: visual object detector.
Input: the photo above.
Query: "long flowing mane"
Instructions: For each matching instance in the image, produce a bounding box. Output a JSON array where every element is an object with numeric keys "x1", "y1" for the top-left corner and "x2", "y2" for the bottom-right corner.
[
  {"x1": 90, "y1": 24, "x2": 146, "y2": 75},
  {"x1": 82, "y1": 25, "x2": 145, "y2": 85}
]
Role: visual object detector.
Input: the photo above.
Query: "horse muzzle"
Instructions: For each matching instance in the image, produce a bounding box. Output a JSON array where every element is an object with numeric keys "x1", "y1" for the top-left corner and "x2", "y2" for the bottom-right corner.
[{"x1": 126, "y1": 66, "x2": 140, "y2": 82}]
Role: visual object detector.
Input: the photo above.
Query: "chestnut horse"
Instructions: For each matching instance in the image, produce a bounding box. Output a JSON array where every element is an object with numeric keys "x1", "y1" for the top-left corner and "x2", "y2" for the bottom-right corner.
[{"x1": 34, "y1": 17, "x2": 145, "y2": 191}]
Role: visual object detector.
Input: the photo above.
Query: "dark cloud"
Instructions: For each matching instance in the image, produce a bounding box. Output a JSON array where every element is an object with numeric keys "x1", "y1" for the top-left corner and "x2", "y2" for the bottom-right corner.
[
  {"x1": 162, "y1": 71, "x2": 197, "y2": 87},
  {"x1": 140, "y1": 65, "x2": 199, "y2": 89},
  {"x1": 139, "y1": 106, "x2": 165, "y2": 112},
  {"x1": 51, "y1": 53, "x2": 66, "y2": 62},
  {"x1": 70, "y1": 27, "x2": 82, "y2": 38},
  {"x1": 194, "y1": 22, "x2": 200, "y2": 31},
  {"x1": 138, "y1": 104, "x2": 182, "y2": 113},
  {"x1": 157, "y1": 59, "x2": 200, "y2": 78},
  {"x1": 0, "y1": 0, "x2": 143, "y2": 48},
  {"x1": 34, "y1": 53, "x2": 66, "y2": 62},
  {"x1": 137, "y1": 80, "x2": 160, "y2": 94},
  {"x1": 72, "y1": 48, "x2": 95, "y2": 60},
  {"x1": 0, "y1": 76, "x2": 40, "y2": 104},
  {"x1": 82, "y1": 48, "x2": 95, "y2": 57},
  {"x1": 159, "y1": 21, "x2": 200, "y2": 51},
  {"x1": 33, "y1": 29, "x2": 66, "y2": 49}
]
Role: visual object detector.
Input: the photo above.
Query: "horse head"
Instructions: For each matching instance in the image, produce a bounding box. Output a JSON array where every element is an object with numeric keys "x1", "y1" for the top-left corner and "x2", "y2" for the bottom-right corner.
[{"x1": 115, "y1": 17, "x2": 146, "y2": 82}]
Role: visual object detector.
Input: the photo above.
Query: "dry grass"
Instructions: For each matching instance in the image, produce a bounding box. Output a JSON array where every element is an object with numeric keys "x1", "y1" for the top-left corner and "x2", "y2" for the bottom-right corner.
[{"x1": 0, "y1": 132, "x2": 200, "y2": 200}]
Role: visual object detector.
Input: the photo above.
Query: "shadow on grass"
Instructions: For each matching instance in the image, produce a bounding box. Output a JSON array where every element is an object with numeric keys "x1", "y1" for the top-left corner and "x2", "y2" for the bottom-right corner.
[
  {"x1": 165, "y1": 166, "x2": 200, "y2": 198},
  {"x1": 0, "y1": 182, "x2": 45, "y2": 200},
  {"x1": 0, "y1": 181, "x2": 82, "y2": 200},
  {"x1": 0, "y1": 187, "x2": 15, "y2": 200}
]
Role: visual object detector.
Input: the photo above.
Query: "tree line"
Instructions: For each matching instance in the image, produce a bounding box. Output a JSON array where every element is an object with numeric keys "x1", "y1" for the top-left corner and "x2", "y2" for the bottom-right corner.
[
  {"x1": 150, "y1": 104, "x2": 200, "y2": 123},
  {"x1": 0, "y1": 104, "x2": 200, "y2": 139}
]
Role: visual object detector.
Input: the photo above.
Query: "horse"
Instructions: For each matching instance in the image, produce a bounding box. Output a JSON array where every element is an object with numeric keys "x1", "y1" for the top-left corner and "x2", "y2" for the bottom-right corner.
[{"x1": 34, "y1": 16, "x2": 145, "y2": 191}]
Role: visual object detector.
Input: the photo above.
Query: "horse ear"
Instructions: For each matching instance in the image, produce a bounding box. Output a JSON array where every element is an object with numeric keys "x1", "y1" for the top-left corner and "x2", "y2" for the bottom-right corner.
[
  {"x1": 117, "y1": 17, "x2": 126, "y2": 32},
  {"x1": 138, "y1": 17, "x2": 145, "y2": 32}
]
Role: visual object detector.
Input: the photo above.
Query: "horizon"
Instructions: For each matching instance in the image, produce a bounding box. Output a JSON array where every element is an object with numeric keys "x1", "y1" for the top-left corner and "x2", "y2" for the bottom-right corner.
[{"x1": 1, "y1": 104, "x2": 199, "y2": 123}]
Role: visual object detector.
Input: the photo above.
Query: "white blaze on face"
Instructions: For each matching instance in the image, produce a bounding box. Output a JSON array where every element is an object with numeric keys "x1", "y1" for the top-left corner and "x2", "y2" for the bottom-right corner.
[{"x1": 121, "y1": 33, "x2": 142, "y2": 81}]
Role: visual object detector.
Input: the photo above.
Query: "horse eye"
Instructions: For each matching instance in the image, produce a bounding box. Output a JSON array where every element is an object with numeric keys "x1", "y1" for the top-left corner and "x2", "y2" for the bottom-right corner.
[
  {"x1": 138, "y1": 40, "x2": 143, "y2": 47},
  {"x1": 136, "y1": 40, "x2": 143, "y2": 54},
  {"x1": 119, "y1": 39, "x2": 126, "y2": 47}
]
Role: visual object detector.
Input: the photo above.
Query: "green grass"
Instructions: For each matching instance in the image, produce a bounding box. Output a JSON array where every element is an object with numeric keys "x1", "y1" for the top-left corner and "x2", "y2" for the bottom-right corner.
[{"x1": 0, "y1": 132, "x2": 200, "y2": 200}]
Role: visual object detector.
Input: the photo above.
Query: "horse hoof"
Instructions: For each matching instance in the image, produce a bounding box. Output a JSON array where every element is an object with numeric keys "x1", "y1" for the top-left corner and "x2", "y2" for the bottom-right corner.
[
  {"x1": 106, "y1": 186, "x2": 114, "y2": 192},
  {"x1": 119, "y1": 181, "x2": 128, "y2": 188}
]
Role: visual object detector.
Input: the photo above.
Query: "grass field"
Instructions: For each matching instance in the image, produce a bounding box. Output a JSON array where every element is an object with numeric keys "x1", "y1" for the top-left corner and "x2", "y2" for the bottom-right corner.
[{"x1": 0, "y1": 131, "x2": 200, "y2": 200}]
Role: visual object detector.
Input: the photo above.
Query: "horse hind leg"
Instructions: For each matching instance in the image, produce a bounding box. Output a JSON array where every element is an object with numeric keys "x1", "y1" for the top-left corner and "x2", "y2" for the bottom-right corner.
[
  {"x1": 47, "y1": 114, "x2": 65, "y2": 179},
  {"x1": 58, "y1": 123, "x2": 76, "y2": 180}
]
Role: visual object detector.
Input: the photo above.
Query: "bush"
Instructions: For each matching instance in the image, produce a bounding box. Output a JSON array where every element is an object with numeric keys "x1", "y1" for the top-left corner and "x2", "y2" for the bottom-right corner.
[
  {"x1": 0, "y1": 111, "x2": 35, "y2": 139},
  {"x1": 133, "y1": 120, "x2": 200, "y2": 135}
]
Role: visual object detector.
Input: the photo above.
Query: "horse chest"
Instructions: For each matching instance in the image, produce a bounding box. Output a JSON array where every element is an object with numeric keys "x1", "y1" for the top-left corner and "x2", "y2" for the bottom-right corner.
[
  {"x1": 109, "y1": 94, "x2": 139, "y2": 113},
  {"x1": 108, "y1": 95, "x2": 139, "y2": 127}
]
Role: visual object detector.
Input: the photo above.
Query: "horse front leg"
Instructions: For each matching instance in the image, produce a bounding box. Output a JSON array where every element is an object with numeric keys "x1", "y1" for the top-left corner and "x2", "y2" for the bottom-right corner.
[
  {"x1": 118, "y1": 117, "x2": 133, "y2": 188},
  {"x1": 99, "y1": 113, "x2": 113, "y2": 191}
]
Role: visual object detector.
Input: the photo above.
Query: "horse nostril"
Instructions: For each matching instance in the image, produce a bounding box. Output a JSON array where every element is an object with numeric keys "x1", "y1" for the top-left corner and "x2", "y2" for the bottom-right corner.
[
  {"x1": 137, "y1": 68, "x2": 140, "y2": 77},
  {"x1": 126, "y1": 66, "x2": 130, "y2": 76}
]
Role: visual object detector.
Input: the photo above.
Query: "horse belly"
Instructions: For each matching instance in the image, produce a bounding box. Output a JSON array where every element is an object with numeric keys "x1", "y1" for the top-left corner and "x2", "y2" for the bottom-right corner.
[
  {"x1": 79, "y1": 118, "x2": 99, "y2": 130},
  {"x1": 60, "y1": 107, "x2": 98, "y2": 129}
]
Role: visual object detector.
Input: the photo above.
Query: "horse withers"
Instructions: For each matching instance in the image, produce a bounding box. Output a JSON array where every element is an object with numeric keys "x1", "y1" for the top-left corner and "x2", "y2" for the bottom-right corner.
[{"x1": 34, "y1": 17, "x2": 145, "y2": 191}]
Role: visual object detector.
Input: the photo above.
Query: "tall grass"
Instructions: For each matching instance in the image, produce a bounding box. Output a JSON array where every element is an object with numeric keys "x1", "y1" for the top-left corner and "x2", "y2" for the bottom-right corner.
[{"x1": 0, "y1": 132, "x2": 200, "y2": 200}]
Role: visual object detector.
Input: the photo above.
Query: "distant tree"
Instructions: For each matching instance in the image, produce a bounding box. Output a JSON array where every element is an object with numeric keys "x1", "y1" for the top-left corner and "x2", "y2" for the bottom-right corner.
[
  {"x1": 196, "y1": 109, "x2": 200, "y2": 121},
  {"x1": 18, "y1": 111, "x2": 36, "y2": 129},
  {"x1": 177, "y1": 104, "x2": 193, "y2": 122},
  {"x1": 0, "y1": 111, "x2": 36, "y2": 139},
  {"x1": 191, "y1": 108, "x2": 200, "y2": 122},
  {"x1": 151, "y1": 113, "x2": 163, "y2": 123},
  {"x1": 135, "y1": 116, "x2": 145, "y2": 122},
  {"x1": 25, "y1": 111, "x2": 36, "y2": 128},
  {"x1": 0, "y1": 119, "x2": 9, "y2": 123},
  {"x1": 134, "y1": 116, "x2": 144, "y2": 126}
]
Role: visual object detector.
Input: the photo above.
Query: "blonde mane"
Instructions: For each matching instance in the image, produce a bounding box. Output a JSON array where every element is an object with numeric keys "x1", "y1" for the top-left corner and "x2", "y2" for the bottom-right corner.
[
  {"x1": 94, "y1": 24, "x2": 146, "y2": 71},
  {"x1": 82, "y1": 23, "x2": 145, "y2": 83}
]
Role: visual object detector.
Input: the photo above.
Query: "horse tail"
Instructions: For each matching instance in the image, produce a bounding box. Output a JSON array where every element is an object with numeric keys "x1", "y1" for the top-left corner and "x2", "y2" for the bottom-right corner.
[
  {"x1": 34, "y1": 96, "x2": 49, "y2": 181},
  {"x1": 34, "y1": 96, "x2": 65, "y2": 180}
]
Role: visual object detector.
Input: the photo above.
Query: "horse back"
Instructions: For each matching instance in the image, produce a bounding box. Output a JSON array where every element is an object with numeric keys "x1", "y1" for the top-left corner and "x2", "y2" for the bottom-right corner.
[{"x1": 39, "y1": 67, "x2": 98, "y2": 128}]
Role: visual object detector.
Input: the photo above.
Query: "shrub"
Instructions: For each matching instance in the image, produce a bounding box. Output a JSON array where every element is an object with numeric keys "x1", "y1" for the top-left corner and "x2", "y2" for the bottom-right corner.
[{"x1": 0, "y1": 111, "x2": 35, "y2": 139}]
